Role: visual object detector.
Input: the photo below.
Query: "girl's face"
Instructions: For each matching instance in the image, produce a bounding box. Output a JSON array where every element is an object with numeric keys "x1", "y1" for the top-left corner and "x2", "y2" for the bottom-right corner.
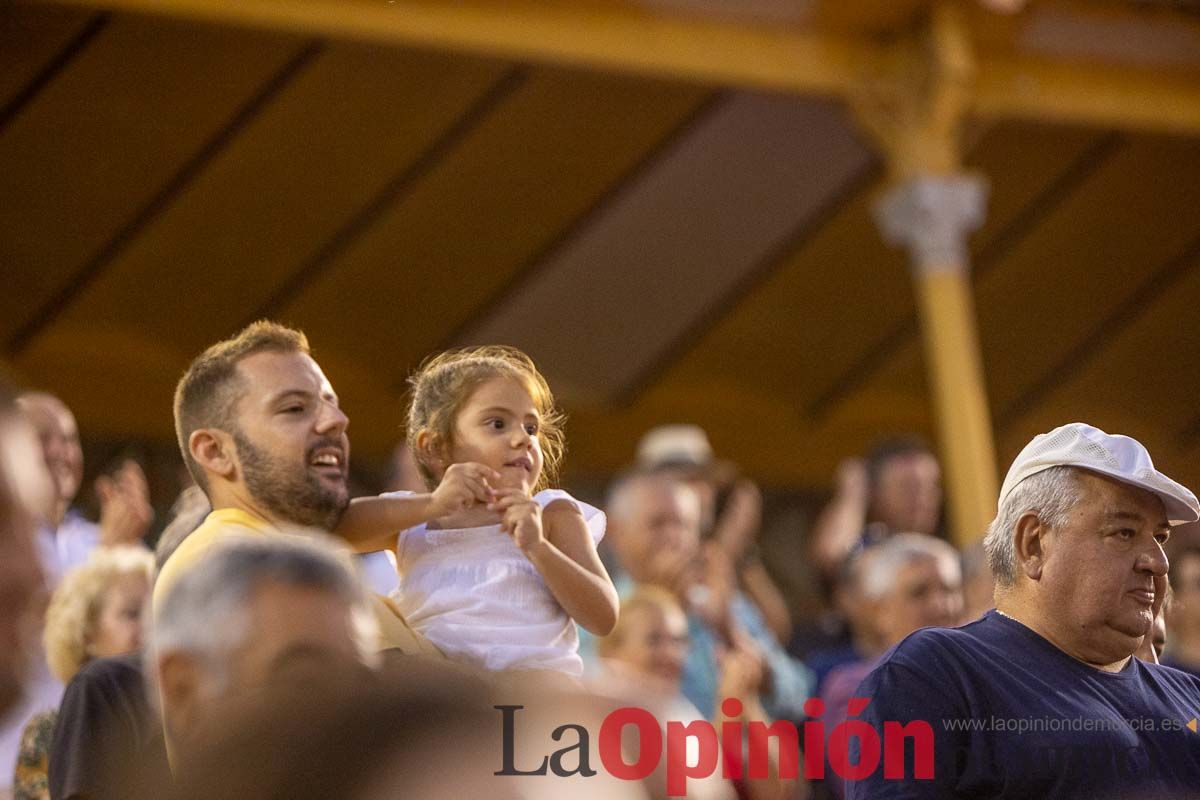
[
  {"x1": 87, "y1": 574, "x2": 149, "y2": 660},
  {"x1": 447, "y1": 376, "x2": 544, "y2": 494},
  {"x1": 609, "y1": 604, "x2": 689, "y2": 689}
]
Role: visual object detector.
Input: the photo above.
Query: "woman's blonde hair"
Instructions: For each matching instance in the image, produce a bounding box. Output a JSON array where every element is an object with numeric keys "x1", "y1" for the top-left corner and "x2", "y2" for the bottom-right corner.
[
  {"x1": 405, "y1": 345, "x2": 565, "y2": 493},
  {"x1": 596, "y1": 586, "x2": 684, "y2": 659},
  {"x1": 43, "y1": 546, "x2": 155, "y2": 683}
]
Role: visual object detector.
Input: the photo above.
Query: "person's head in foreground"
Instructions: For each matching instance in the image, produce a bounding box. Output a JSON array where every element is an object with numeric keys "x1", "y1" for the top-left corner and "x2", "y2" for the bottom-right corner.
[
  {"x1": 983, "y1": 422, "x2": 1197, "y2": 670},
  {"x1": 173, "y1": 321, "x2": 350, "y2": 531},
  {"x1": 149, "y1": 536, "x2": 378, "y2": 757},
  {"x1": 406, "y1": 344, "x2": 565, "y2": 496},
  {"x1": 45, "y1": 546, "x2": 154, "y2": 684},
  {"x1": 0, "y1": 379, "x2": 54, "y2": 714}
]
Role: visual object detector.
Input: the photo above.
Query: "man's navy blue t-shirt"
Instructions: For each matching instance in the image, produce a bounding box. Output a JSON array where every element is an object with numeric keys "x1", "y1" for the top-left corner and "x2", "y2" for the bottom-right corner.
[{"x1": 844, "y1": 610, "x2": 1200, "y2": 799}]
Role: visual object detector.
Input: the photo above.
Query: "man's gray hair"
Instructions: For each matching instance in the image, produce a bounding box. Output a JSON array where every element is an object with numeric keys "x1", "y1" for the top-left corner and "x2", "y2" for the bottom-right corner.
[
  {"x1": 149, "y1": 535, "x2": 376, "y2": 690},
  {"x1": 605, "y1": 470, "x2": 698, "y2": 524},
  {"x1": 983, "y1": 465, "x2": 1081, "y2": 586},
  {"x1": 856, "y1": 533, "x2": 961, "y2": 601}
]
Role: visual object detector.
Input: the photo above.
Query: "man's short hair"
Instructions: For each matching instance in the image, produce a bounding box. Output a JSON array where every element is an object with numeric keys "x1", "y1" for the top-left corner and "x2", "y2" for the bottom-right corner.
[
  {"x1": 983, "y1": 465, "x2": 1081, "y2": 586},
  {"x1": 173, "y1": 321, "x2": 309, "y2": 493}
]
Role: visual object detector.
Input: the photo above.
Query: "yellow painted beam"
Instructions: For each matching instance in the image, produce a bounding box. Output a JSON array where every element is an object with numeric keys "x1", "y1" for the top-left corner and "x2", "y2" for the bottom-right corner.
[
  {"x1": 976, "y1": 55, "x2": 1200, "y2": 137},
  {"x1": 32, "y1": 0, "x2": 876, "y2": 97},
  {"x1": 914, "y1": 267, "x2": 999, "y2": 545},
  {"x1": 30, "y1": 0, "x2": 1200, "y2": 134}
]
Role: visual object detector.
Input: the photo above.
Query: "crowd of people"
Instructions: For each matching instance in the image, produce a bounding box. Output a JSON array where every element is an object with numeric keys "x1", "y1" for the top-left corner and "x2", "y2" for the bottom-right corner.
[{"x1": 0, "y1": 320, "x2": 1197, "y2": 799}]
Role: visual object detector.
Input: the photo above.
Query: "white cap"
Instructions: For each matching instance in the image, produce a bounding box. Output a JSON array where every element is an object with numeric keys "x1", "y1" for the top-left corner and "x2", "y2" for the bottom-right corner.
[
  {"x1": 636, "y1": 424, "x2": 715, "y2": 469},
  {"x1": 999, "y1": 423, "x2": 1199, "y2": 525}
]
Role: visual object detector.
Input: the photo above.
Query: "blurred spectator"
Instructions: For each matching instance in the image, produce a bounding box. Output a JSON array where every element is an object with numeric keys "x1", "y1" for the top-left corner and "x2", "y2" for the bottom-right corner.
[
  {"x1": 599, "y1": 471, "x2": 811, "y2": 722},
  {"x1": 152, "y1": 487, "x2": 211, "y2": 572},
  {"x1": 960, "y1": 539, "x2": 995, "y2": 621},
  {"x1": 597, "y1": 587, "x2": 802, "y2": 800},
  {"x1": 50, "y1": 491, "x2": 209, "y2": 800},
  {"x1": 808, "y1": 435, "x2": 941, "y2": 581},
  {"x1": 0, "y1": 387, "x2": 55, "y2": 800},
  {"x1": 150, "y1": 537, "x2": 379, "y2": 768},
  {"x1": 1163, "y1": 544, "x2": 1200, "y2": 677},
  {"x1": 792, "y1": 436, "x2": 943, "y2": 690},
  {"x1": 637, "y1": 424, "x2": 793, "y2": 644},
  {"x1": 0, "y1": 380, "x2": 52, "y2": 715},
  {"x1": 1135, "y1": 583, "x2": 1169, "y2": 665},
  {"x1": 13, "y1": 548, "x2": 153, "y2": 800},
  {"x1": 818, "y1": 534, "x2": 962, "y2": 798},
  {"x1": 5, "y1": 393, "x2": 152, "y2": 797},
  {"x1": 16, "y1": 393, "x2": 152, "y2": 585}
]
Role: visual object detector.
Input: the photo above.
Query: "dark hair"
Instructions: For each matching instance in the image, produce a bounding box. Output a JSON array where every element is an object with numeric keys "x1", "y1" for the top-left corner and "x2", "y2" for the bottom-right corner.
[
  {"x1": 865, "y1": 434, "x2": 934, "y2": 490},
  {"x1": 173, "y1": 321, "x2": 309, "y2": 493}
]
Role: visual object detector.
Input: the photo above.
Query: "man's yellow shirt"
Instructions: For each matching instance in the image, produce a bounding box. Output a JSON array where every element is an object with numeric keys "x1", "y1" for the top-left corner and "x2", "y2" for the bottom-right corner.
[{"x1": 153, "y1": 507, "x2": 439, "y2": 657}]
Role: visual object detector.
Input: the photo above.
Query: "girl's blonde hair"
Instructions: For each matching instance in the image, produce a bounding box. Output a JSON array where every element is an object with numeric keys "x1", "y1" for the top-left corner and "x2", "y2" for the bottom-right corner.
[
  {"x1": 43, "y1": 546, "x2": 155, "y2": 683},
  {"x1": 406, "y1": 345, "x2": 565, "y2": 493}
]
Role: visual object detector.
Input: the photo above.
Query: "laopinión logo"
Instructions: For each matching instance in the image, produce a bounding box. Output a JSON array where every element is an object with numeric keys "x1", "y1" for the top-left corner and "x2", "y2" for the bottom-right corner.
[{"x1": 495, "y1": 697, "x2": 934, "y2": 796}]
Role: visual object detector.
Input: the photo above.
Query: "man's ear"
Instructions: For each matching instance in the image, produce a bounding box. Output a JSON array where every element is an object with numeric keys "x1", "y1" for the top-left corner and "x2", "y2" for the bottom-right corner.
[
  {"x1": 189, "y1": 428, "x2": 236, "y2": 482},
  {"x1": 158, "y1": 651, "x2": 204, "y2": 742},
  {"x1": 1013, "y1": 511, "x2": 1047, "y2": 581}
]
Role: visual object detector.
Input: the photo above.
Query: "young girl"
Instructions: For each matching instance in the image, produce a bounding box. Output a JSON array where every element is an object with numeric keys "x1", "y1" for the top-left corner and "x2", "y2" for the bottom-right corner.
[{"x1": 338, "y1": 346, "x2": 618, "y2": 676}]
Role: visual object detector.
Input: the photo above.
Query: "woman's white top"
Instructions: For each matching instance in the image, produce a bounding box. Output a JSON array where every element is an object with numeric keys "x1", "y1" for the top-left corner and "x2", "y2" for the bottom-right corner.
[{"x1": 389, "y1": 489, "x2": 605, "y2": 676}]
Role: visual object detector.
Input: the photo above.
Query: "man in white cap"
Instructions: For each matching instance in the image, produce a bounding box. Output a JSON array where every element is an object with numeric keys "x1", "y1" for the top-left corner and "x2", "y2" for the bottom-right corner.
[{"x1": 846, "y1": 423, "x2": 1200, "y2": 799}]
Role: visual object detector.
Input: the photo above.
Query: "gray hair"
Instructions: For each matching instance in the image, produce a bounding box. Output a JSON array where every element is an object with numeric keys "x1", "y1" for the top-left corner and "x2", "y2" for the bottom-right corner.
[
  {"x1": 605, "y1": 470, "x2": 698, "y2": 524},
  {"x1": 856, "y1": 533, "x2": 961, "y2": 601},
  {"x1": 983, "y1": 465, "x2": 1081, "y2": 586},
  {"x1": 149, "y1": 535, "x2": 377, "y2": 691}
]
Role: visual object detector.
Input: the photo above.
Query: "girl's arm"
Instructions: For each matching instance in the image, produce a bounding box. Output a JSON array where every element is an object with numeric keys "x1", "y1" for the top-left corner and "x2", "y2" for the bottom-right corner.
[
  {"x1": 335, "y1": 462, "x2": 501, "y2": 553},
  {"x1": 493, "y1": 492, "x2": 619, "y2": 635}
]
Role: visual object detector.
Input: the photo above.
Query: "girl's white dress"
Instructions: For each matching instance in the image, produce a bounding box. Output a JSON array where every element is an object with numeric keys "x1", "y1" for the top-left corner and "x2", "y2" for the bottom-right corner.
[{"x1": 388, "y1": 489, "x2": 605, "y2": 676}]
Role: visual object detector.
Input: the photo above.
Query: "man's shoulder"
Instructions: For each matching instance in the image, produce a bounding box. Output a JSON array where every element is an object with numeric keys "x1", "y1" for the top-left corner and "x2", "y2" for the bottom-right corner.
[
  {"x1": 877, "y1": 613, "x2": 1000, "y2": 672},
  {"x1": 154, "y1": 509, "x2": 271, "y2": 603},
  {"x1": 1144, "y1": 660, "x2": 1200, "y2": 698}
]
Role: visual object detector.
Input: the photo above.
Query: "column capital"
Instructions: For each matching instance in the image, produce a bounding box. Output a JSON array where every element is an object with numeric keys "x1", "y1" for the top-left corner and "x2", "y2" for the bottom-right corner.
[{"x1": 874, "y1": 174, "x2": 988, "y2": 273}]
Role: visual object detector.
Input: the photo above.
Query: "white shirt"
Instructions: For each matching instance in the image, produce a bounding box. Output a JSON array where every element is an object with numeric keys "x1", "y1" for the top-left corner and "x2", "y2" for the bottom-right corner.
[
  {"x1": 35, "y1": 508, "x2": 100, "y2": 589},
  {"x1": 391, "y1": 489, "x2": 604, "y2": 675}
]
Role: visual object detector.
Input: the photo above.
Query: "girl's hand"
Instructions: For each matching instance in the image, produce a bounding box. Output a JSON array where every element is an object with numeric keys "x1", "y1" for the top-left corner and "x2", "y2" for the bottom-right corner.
[
  {"x1": 490, "y1": 488, "x2": 545, "y2": 554},
  {"x1": 429, "y1": 462, "x2": 500, "y2": 518}
]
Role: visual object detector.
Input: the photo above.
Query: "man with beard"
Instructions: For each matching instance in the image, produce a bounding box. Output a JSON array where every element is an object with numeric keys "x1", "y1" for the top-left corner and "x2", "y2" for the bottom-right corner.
[{"x1": 158, "y1": 321, "x2": 437, "y2": 655}]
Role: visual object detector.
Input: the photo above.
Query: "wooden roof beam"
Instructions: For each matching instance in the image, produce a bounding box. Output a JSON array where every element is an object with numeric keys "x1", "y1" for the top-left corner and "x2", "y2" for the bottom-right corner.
[{"x1": 31, "y1": 0, "x2": 1200, "y2": 135}]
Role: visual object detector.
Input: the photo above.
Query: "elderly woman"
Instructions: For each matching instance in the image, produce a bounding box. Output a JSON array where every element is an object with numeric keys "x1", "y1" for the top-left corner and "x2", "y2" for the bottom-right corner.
[
  {"x1": 13, "y1": 546, "x2": 153, "y2": 800},
  {"x1": 596, "y1": 585, "x2": 803, "y2": 800}
]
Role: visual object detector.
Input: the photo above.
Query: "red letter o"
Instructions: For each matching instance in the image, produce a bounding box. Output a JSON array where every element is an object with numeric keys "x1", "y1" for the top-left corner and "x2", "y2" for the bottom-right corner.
[{"x1": 599, "y1": 707, "x2": 662, "y2": 781}]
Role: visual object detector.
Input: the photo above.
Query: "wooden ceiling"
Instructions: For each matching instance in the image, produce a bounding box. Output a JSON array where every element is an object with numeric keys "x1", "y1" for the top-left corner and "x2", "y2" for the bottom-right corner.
[{"x1": 4, "y1": 1, "x2": 1200, "y2": 498}]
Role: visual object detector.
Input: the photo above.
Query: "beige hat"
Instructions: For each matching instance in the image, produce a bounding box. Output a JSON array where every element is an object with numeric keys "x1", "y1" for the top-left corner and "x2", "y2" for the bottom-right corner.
[
  {"x1": 635, "y1": 424, "x2": 736, "y2": 483},
  {"x1": 1000, "y1": 423, "x2": 1199, "y2": 525}
]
